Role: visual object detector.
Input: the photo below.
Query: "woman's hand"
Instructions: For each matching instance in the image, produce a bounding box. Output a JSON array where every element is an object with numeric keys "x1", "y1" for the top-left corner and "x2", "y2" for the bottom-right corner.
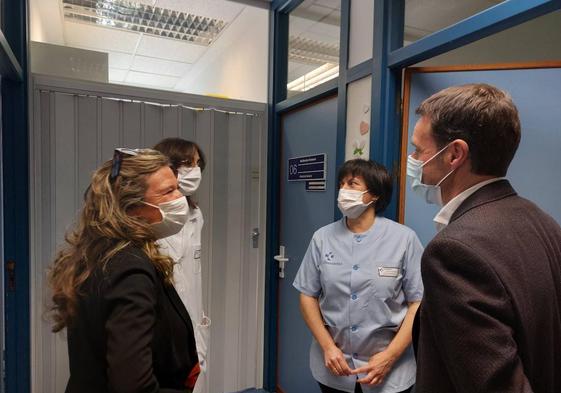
[
  {"x1": 351, "y1": 350, "x2": 396, "y2": 385},
  {"x1": 323, "y1": 344, "x2": 352, "y2": 376}
]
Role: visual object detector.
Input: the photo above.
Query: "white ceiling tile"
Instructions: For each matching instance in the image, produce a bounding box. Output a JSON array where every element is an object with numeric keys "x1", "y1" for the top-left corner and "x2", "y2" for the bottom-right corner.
[
  {"x1": 109, "y1": 68, "x2": 129, "y2": 82},
  {"x1": 125, "y1": 70, "x2": 179, "y2": 89},
  {"x1": 404, "y1": 0, "x2": 503, "y2": 32},
  {"x1": 108, "y1": 52, "x2": 134, "y2": 69},
  {"x1": 300, "y1": 30, "x2": 339, "y2": 45},
  {"x1": 155, "y1": 0, "x2": 243, "y2": 22},
  {"x1": 289, "y1": 16, "x2": 316, "y2": 35},
  {"x1": 308, "y1": 4, "x2": 336, "y2": 18},
  {"x1": 131, "y1": 56, "x2": 192, "y2": 77},
  {"x1": 288, "y1": 62, "x2": 317, "y2": 82},
  {"x1": 308, "y1": 21, "x2": 340, "y2": 38},
  {"x1": 64, "y1": 21, "x2": 140, "y2": 53},
  {"x1": 316, "y1": 0, "x2": 341, "y2": 9},
  {"x1": 136, "y1": 35, "x2": 207, "y2": 63}
]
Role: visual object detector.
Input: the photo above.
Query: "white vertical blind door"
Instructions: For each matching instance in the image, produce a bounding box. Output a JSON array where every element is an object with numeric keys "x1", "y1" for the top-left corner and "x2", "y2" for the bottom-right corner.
[{"x1": 31, "y1": 80, "x2": 267, "y2": 393}]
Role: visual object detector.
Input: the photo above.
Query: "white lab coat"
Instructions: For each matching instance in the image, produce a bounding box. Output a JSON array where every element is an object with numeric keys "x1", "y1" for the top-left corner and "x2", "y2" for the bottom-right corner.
[{"x1": 158, "y1": 206, "x2": 209, "y2": 393}]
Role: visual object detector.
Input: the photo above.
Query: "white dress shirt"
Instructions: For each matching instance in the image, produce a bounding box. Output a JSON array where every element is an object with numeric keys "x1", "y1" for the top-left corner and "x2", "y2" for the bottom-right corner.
[{"x1": 434, "y1": 177, "x2": 505, "y2": 231}]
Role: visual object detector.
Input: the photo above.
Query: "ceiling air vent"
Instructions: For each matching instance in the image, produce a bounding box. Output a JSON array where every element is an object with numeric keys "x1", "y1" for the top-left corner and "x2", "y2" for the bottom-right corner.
[{"x1": 62, "y1": 0, "x2": 227, "y2": 46}]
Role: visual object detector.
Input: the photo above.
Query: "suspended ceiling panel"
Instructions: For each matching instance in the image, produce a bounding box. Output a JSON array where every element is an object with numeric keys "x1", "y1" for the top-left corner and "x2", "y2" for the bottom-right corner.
[
  {"x1": 62, "y1": 0, "x2": 229, "y2": 46},
  {"x1": 108, "y1": 51, "x2": 134, "y2": 70},
  {"x1": 64, "y1": 21, "x2": 141, "y2": 53},
  {"x1": 131, "y1": 55, "x2": 192, "y2": 77},
  {"x1": 404, "y1": 0, "x2": 505, "y2": 42},
  {"x1": 135, "y1": 34, "x2": 208, "y2": 62},
  {"x1": 125, "y1": 70, "x2": 180, "y2": 88},
  {"x1": 32, "y1": 0, "x2": 250, "y2": 91},
  {"x1": 287, "y1": 0, "x2": 341, "y2": 93}
]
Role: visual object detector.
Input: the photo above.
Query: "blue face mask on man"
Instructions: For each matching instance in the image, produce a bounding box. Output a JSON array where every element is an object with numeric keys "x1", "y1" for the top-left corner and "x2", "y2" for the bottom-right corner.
[{"x1": 406, "y1": 143, "x2": 455, "y2": 206}]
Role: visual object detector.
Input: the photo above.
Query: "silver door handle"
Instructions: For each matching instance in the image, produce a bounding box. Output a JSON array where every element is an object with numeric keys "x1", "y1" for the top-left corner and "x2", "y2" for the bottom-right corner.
[{"x1": 274, "y1": 245, "x2": 289, "y2": 278}]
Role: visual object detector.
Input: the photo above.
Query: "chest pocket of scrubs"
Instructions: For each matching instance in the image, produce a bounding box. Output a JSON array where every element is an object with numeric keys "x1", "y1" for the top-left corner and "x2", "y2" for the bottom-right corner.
[
  {"x1": 317, "y1": 257, "x2": 345, "y2": 327},
  {"x1": 368, "y1": 263, "x2": 402, "y2": 300},
  {"x1": 318, "y1": 259, "x2": 341, "y2": 294},
  {"x1": 193, "y1": 245, "x2": 202, "y2": 274}
]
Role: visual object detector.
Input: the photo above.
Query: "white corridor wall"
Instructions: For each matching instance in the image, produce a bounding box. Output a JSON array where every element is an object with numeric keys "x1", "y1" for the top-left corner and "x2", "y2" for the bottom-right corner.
[{"x1": 29, "y1": 75, "x2": 268, "y2": 393}]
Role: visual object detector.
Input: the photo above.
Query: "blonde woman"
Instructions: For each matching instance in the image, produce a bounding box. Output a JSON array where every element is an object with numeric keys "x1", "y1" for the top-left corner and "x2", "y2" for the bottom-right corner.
[{"x1": 49, "y1": 149, "x2": 200, "y2": 393}]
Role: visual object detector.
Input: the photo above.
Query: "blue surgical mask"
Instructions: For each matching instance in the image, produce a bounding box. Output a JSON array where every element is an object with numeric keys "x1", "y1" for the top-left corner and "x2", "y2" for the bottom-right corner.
[{"x1": 406, "y1": 143, "x2": 455, "y2": 206}]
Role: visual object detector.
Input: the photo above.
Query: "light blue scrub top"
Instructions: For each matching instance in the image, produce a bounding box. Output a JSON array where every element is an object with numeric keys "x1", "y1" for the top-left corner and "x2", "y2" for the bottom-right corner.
[{"x1": 293, "y1": 216, "x2": 424, "y2": 393}]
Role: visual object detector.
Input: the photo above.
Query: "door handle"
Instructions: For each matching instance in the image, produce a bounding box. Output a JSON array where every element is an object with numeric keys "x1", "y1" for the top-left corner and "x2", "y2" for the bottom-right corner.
[
  {"x1": 251, "y1": 227, "x2": 260, "y2": 248},
  {"x1": 274, "y1": 245, "x2": 290, "y2": 278}
]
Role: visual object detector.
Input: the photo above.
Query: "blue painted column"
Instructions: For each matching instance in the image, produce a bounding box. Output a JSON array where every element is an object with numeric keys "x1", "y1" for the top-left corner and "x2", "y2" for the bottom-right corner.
[
  {"x1": 370, "y1": 0, "x2": 404, "y2": 221},
  {"x1": 1, "y1": 0, "x2": 30, "y2": 391}
]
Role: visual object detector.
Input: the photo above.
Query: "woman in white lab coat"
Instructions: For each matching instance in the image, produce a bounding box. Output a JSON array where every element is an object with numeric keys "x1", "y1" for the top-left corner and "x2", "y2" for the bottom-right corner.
[{"x1": 154, "y1": 138, "x2": 210, "y2": 393}]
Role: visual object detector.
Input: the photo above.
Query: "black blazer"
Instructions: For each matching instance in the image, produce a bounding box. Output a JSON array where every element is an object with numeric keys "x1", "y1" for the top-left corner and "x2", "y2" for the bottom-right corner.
[
  {"x1": 414, "y1": 180, "x2": 561, "y2": 393},
  {"x1": 65, "y1": 246, "x2": 199, "y2": 393}
]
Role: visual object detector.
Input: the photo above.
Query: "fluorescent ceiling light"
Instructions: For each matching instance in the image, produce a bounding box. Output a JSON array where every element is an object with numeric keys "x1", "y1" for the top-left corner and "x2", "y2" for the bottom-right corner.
[
  {"x1": 287, "y1": 63, "x2": 339, "y2": 92},
  {"x1": 62, "y1": 0, "x2": 227, "y2": 46}
]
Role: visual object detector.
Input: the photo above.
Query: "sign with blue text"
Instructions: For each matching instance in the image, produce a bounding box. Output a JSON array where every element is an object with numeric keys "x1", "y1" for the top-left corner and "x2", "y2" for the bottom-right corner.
[{"x1": 288, "y1": 153, "x2": 326, "y2": 181}]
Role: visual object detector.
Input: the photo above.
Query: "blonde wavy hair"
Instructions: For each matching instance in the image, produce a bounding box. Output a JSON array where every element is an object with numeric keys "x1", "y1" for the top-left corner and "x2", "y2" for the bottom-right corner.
[{"x1": 49, "y1": 149, "x2": 174, "y2": 332}]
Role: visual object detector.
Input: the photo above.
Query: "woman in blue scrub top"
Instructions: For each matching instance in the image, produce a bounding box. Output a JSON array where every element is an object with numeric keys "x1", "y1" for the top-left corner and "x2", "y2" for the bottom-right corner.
[{"x1": 294, "y1": 159, "x2": 424, "y2": 393}]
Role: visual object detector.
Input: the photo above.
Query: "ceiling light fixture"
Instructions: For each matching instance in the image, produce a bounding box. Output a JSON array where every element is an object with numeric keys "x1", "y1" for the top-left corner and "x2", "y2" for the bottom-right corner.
[
  {"x1": 62, "y1": 0, "x2": 227, "y2": 46},
  {"x1": 289, "y1": 36, "x2": 339, "y2": 65},
  {"x1": 287, "y1": 63, "x2": 339, "y2": 92}
]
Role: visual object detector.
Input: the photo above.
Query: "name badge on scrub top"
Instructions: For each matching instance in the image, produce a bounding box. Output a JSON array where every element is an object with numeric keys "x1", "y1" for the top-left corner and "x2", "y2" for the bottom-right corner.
[{"x1": 378, "y1": 267, "x2": 399, "y2": 277}]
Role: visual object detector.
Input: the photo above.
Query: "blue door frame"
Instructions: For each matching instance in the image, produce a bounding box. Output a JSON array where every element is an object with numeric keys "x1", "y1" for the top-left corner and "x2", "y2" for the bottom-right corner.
[
  {"x1": 1, "y1": 0, "x2": 29, "y2": 392},
  {"x1": 264, "y1": 0, "x2": 561, "y2": 390}
]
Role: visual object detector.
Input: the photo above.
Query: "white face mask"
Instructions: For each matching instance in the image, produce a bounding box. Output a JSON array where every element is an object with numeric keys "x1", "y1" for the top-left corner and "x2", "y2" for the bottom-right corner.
[
  {"x1": 144, "y1": 196, "x2": 189, "y2": 239},
  {"x1": 337, "y1": 189, "x2": 373, "y2": 219},
  {"x1": 406, "y1": 143, "x2": 455, "y2": 206},
  {"x1": 177, "y1": 166, "x2": 202, "y2": 196}
]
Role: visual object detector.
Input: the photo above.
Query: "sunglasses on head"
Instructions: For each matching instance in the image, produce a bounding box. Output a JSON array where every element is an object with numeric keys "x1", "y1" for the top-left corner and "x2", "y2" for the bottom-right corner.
[{"x1": 110, "y1": 148, "x2": 145, "y2": 183}]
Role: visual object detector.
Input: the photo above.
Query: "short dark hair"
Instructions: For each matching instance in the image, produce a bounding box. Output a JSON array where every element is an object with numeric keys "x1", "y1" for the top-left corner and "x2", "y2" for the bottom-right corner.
[
  {"x1": 153, "y1": 137, "x2": 206, "y2": 172},
  {"x1": 416, "y1": 83, "x2": 521, "y2": 177},
  {"x1": 337, "y1": 159, "x2": 393, "y2": 214}
]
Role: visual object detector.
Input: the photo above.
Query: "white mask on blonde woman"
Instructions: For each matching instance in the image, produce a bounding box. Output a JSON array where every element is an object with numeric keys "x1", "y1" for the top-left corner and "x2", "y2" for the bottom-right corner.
[{"x1": 143, "y1": 196, "x2": 189, "y2": 239}]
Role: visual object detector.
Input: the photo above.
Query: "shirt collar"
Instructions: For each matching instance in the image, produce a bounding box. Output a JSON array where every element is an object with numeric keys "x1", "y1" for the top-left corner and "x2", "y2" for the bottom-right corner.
[{"x1": 434, "y1": 177, "x2": 505, "y2": 231}]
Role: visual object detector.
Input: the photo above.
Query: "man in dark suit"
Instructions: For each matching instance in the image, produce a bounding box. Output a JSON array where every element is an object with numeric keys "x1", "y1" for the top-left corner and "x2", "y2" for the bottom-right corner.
[{"x1": 407, "y1": 83, "x2": 561, "y2": 393}]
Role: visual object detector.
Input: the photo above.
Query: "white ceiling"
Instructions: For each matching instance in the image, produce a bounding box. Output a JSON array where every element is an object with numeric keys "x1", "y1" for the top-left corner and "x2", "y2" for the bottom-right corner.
[
  {"x1": 288, "y1": 0, "x2": 340, "y2": 84},
  {"x1": 31, "y1": 0, "x2": 506, "y2": 92},
  {"x1": 286, "y1": 0, "x2": 506, "y2": 84},
  {"x1": 31, "y1": 0, "x2": 257, "y2": 90},
  {"x1": 404, "y1": 0, "x2": 505, "y2": 42}
]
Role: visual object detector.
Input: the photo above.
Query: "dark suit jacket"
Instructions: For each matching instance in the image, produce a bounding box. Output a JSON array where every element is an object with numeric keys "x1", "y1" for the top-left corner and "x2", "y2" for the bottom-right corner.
[
  {"x1": 414, "y1": 180, "x2": 561, "y2": 393},
  {"x1": 65, "y1": 246, "x2": 199, "y2": 393}
]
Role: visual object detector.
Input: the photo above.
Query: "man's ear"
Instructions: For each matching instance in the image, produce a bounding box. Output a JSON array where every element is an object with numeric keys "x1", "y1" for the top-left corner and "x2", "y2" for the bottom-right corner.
[{"x1": 448, "y1": 139, "x2": 469, "y2": 169}]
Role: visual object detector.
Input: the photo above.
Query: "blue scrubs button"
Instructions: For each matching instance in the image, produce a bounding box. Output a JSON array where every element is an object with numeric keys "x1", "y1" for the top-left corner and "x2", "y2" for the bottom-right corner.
[
  {"x1": 351, "y1": 293, "x2": 357, "y2": 300},
  {"x1": 352, "y1": 264, "x2": 359, "y2": 270},
  {"x1": 351, "y1": 325, "x2": 357, "y2": 332}
]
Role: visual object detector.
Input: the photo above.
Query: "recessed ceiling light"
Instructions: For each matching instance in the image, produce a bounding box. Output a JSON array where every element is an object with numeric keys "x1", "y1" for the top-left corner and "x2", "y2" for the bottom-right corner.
[
  {"x1": 62, "y1": 0, "x2": 227, "y2": 46},
  {"x1": 289, "y1": 36, "x2": 339, "y2": 65}
]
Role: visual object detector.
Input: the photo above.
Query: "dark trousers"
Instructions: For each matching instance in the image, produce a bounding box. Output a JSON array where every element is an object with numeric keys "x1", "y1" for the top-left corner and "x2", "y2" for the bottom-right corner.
[{"x1": 318, "y1": 382, "x2": 413, "y2": 393}]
